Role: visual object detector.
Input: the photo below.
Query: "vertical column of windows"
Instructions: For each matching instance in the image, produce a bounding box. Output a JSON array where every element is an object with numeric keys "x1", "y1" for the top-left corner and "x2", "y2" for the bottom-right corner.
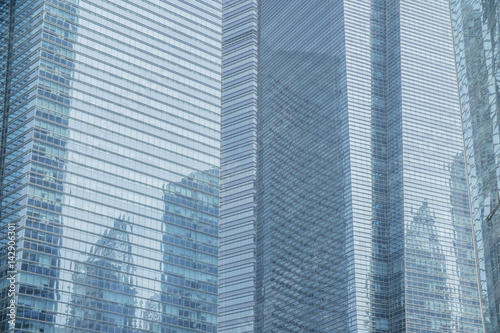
[
  {"x1": 12, "y1": 1, "x2": 75, "y2": 332},
  {"x1": 256, "y1": 1, "x2": 350, "y2": 331},
  {"x1": 399, "y1": 1, "x2": 483, "y2": 331},
  {"x1": 160, "y1": 171, "x2": 219, "y2": 333},
  {"x1": 451, "y1": 0, "x2": 500, "y2": 331},
  {"x1": 219, "y1": 0, "x2": 258, "y2": 332},
  {"x1": 0, "y1": 1, "x2": 49, "y2": 332}
]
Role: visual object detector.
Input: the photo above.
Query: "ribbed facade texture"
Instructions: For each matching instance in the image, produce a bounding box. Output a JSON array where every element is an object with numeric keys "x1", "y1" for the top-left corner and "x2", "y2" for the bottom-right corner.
[
  {"x1": 220, "y1": 0, "x2": 484, "y2": 331},
  {"x1": 256, "y1": 1, "x2": 349, "y2": 331},
  {"x1": 0, "y1": 1, "x2": 221, "y2": 332},
  {"x1": 218, "y1": 1, "x2": 258, "y2": 332},
  {"x1": 451, "y1": 1, "x2": 500, "y2": 332}
]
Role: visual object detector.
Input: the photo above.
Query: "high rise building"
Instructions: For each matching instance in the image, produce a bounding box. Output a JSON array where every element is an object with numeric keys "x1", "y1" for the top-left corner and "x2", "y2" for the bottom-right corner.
[
  {"x1": 220, "y1": 0, "x2": 484, "y2": 332},
  {"x1": 218, "y1": 1, "x2": 258, "y2": 332},
  {"x1": 0, "y1": 1, "x2": 221, "y2": 332},
  {"x1": 451, "y1": 1, "x2": 500, "y2": 332}
]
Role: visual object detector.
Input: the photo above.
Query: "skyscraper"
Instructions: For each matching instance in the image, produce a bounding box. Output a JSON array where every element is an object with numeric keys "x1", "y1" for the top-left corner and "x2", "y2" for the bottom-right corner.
[
  {"x1": 451, "y1": 1, "x2": 500, "y2": 331},
  {"x1": 0, "y1": 1, "x2": 221, "y2": 332},
  {"x1": 220, "y1": 0, "x2": 484, "y2": 331},
  {"x1": 218, "y1": 1, "x2": 258, "y2": 332}
]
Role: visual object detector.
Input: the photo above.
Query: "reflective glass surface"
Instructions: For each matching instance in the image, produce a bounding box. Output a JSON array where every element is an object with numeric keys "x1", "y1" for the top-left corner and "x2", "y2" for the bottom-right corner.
[
  {"x1": 219, "y1": 0, "x2": 484, "y2": 331},
  {"x1": 218, "y1": 1, "x2": 258, "y2": 332},
  {"x1": 451, "y1": 1, "x2": 500, "y2": 331},
  {"x1": 0, "y1": 1, "x2": 221, "y2": 332},
  {"x1": 256, "y1": 1, "x2": 349, "y2": 331}
]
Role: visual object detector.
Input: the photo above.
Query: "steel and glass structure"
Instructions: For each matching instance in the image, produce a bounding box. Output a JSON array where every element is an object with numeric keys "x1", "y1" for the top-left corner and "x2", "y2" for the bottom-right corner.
[
  {"x1": 0, "y1": 1, "x2": 221, "y2": 332},
  {"x1": 220, "y1": 0, "x2": 484, "y2": 331},
  {"x1": 218, "y1": 0, "x2": 258, "y2": 332},
  {"x1": 451, "y1": 1, "x2": 500, "y2": 331}
]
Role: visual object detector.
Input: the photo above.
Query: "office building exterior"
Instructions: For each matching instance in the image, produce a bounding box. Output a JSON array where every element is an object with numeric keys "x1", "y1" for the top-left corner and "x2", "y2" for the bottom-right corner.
[
  {"x1": 218, "y1": 0, "x2": 258, "y2": 332},
  {"x1": 451, "y1": 1, "x2": 500, "y2": 332},
  {"x1": 220, "y1": 0, "x2": 484, "y2": 332},
  {"x1": 0, "y1": 1, "x2": 221, "y2": 332}
]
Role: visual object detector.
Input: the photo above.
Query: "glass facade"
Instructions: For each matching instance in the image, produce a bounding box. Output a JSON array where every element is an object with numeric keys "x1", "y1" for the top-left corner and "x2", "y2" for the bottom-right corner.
[
  {"x1": 220, "y1": 0, "x2": 484, "y2": 331},
  {"x1": 218, "y1": 1, "x2": 258, "y2": 332},
  {"x1": 0, "y1": 1, "x2": 221, "y2": 332},
  {"x1": 256, "y1": 1, "x2": 349, "y2": 331},
  {"x1": 451, "y1": 1, "x2": 500, "y2": 332}
]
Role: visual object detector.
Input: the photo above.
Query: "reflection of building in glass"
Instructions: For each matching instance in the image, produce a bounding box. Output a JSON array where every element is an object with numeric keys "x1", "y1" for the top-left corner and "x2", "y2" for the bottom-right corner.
[
  {"x1": 449, "y1": 153, "x2": 483, "y2": 330},
  {"x1": 0, "y1": 1, "x2": 221, "y2": 332},
  {"x1": 142, "y1": 293, "x2": 161, "y2": 332},
  {"x1": 220, "y1": 1, "x2": 484, "y2": 332},
  {"x1": 161, "y1": 170, "x2": 219, "y2": 333},
  {"x1": 451, "y1": 1, "x2": 500, "y2": 331},
  {"x1": 65, "y1": 216, "x2": 136, "y2": 332},
  {"x1": 0, "y1": 1, "x2": 76, "y2": 331},
  {"x1": 255, "y1": 45, "x2": 347, "y2": 332},
  {"x1": 406, "y1": 202, "x2": 450, "y2": 329}
]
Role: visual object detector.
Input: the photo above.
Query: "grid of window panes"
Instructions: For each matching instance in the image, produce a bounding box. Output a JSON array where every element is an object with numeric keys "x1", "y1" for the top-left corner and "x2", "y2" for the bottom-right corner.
[
  {"x1": 218, "y1": 0, "x2": 258, "y2": 332},
  {"x1": 343, "y1": 1, "x2": 483, "y2": 331},
  {"x1": 451, "y1": 0, "x2": 500, "y2": 331},
  {"x1": 343, "y1": 0, "x2": 392, "y2": 330},
  {"x1": 394, "y1": 1, "x2": 483, "y2": 331},
  {"x1": 248, "y1": 0, "x2": 484, "y2": 332},
  {"x1": 256, "y1": 1, "x2": 351, "y2": 331},
  {"x1": 0, "y1": 0, "x2": 221, "y2": 332},
  {"x1": 161, "y1": 171, "x2": 219, "y2": 333}
]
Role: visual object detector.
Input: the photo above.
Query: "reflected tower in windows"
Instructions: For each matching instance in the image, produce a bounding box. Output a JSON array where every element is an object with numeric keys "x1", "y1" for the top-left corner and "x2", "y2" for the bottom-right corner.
[
  {"x1": 0, "y1": 0, "x2": 222, "y2": 332},
  {"x1": 161, "y1": 170, "x2": 219, "y2": 333},
  {"x1": 220, "y1": 0, "x2": 484, "y2": 331},
  {"x1": 451, "y1": 0, "x2": 500, "y2": 331}
]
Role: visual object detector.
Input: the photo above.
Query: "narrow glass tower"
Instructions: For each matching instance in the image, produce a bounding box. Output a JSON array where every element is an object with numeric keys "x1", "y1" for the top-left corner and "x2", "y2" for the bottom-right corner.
[{"x1": 451, "y1": 0, "x2": 500, "y2": 331}]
